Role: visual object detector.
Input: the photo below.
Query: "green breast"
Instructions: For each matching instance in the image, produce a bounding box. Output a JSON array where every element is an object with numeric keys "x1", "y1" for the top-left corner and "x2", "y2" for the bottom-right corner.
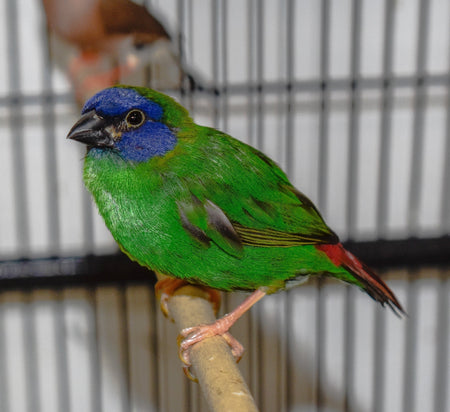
[{"x1": 84, "y1": 149, "x2": 184, "y2": 271}]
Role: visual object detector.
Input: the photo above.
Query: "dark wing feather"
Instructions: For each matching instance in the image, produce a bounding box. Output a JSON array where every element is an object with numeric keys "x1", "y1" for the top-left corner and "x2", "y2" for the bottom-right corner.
[
  {"x1": 177, "y1": 196, "x2": 243, "y2": 258},
  {"x1": 204, "y1": 200, "x2": 243, "y2": 253}
]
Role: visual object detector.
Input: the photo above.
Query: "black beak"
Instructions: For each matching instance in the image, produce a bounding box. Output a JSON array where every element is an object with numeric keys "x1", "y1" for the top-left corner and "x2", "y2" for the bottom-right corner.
[{"x1": 67, "y1": 110, "x2": 115, "y2": 148}]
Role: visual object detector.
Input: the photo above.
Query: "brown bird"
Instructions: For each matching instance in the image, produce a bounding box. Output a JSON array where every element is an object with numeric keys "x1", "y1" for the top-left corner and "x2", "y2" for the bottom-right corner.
[{"x1": 42, "y1": 0, "x2": 192, "y2": 104}]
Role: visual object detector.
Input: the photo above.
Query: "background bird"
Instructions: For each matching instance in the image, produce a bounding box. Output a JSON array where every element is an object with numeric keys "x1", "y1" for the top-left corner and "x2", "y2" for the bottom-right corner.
[
  {"x1": 42, "y1": 0, "x2": 193, "y2": 105},
  {"x1": 67, "y1": 85, "x2": 404, "y2": 368}
]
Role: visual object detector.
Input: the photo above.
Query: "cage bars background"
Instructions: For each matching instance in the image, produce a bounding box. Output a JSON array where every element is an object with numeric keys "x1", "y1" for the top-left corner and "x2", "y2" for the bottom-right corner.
[{"x1": 0, "y1": 0, "x2": 449, "y2": 411}]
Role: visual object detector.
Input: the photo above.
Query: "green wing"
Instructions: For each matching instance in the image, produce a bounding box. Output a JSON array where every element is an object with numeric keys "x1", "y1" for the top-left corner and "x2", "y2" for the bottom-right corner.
[
  {"x1": 172, "y1": 128, "x2": 338, "y2": 255},
  {"x1": 232, "y1": 183, "x2": 338, "y2": 247}
]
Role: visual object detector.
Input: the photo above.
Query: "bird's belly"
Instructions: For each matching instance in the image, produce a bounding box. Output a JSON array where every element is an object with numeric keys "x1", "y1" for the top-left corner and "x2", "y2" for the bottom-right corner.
[{"x1": 115, "y1": 224, "x2": 322, "y2": 293}]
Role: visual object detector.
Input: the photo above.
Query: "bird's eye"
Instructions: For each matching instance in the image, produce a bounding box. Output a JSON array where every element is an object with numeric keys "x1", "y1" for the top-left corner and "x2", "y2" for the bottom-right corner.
[{"x1": 125, "y1": 109, "x2": 145, "y2": 128}]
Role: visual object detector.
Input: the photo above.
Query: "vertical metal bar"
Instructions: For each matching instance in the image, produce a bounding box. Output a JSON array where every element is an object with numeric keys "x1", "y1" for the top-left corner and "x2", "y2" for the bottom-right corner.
[
  {"x1": 433, "y1": 272, "x2": 449, "y2": 412},
  {"x1": 247, "y1": 0, "x2": 255, "y2": 145},
  {"x1": 88, "y1": 288, "x2": 102, "y2": 412},
  {"x1": 182, "y1": 1, "x2": 196, "y2": 116},
  {"x1": 23, "y1": 293, "x2": 40, "y2": 412},
  {"x1": 372, "y1": 292, "x2": 387, "y2": 412},
  {"x1": 343, "y1": 289, "x2": 356, "y2": 412},
  {"x1": 273, "y1": 5, "x2": 287, "y2": 411},
  {"x1": 276, "y1": 293, "x2": 287, "y2": 412},
  {"x1": 211, "y1": 0, "x2": 220, "y2": 129},
  {"x1": 177, "y1": 0, "x2": 187, "y2": 100},
  {"x1": 246, "y1": 2, "x2": 259, "y2": 403},
  {"x1": 253, "y1": 299, "x2": 263, "y2": 409},
  {"x1": 246, "y1": 295, "x2": 259, "y2": 402},
  {"x1": 402, "y1": 274, "x2": 419, "y2": 412},
  {"x1": 441, "y1": 53, "x2": 450, "y2": 233},
  {"x1": 221, "y1": 0, "x2": 229, "y2": 132},
  {"x1": 177, "y1": 0, "x2": 194, "y2": 114},
  {"x1": 119, "y1": 285, "x2": 131, "y2": 412},
  {"x1": 186, "y1": 0, "x2": 194, "y2": 75},
  {"x1": 274, "y1": 6, "x2": 285, "y2": 169},
  {"x1": 436, "y1": 18, "x2": 450, "y2": 412},
  {"x1": 247, "y1": 0, "x2": 257, "y2": 147},
  {"x1": 284, "y1": 1, "x2": 295, "y2": 408},
  {"x1": 41, "y1": 25, "x2": 60, "y2": 255},
  {"x1": 186, "y1": 0, "x2": 196, "y2": 113},
  {"x1": 317, "y1": 0, "x2": 331, "y2": 212},
  {"x1": 54, "y1": 289, "x2": 71, "y2": 412},
  {"x1": 150, "y1": 287, "x2": 161, "y2": 412},
  {"x1": 346, "y1": 0, "x2": 362, "y2": 240},
  {"x1": 344, "y1": 2, "x2": 362, "y2": 410},
  {"x1": 281, "y1": 2, "x2": 295, "y2": 409},
  {"x1": 177, "y1": 0, "x2": 187, "y2": 98},
  {"x1": 155, "y1": 296, "x2": 167, "y2": 412},
  {"x1": 0, "y1": 295, "x2": 9, "y2": 412},
  {"x1": 255, "y1": 0, "x2": 264, "y2": 151},
  {"x1": 282, "y1": 290, "x2": 292, "y2": 412},
  {"x1": 246, "y1": 2, "x2": 264, "y2": 403},
  {"x1": 255, "y1": 3, "x2": 264, "y2": 405},
  {"x1": 403, "y1": 4, "x2": 431, "y2": 406},
  {"x1": 285, "y1": 0, "x2": 295, "y2": 178},
  {"x1": 316, "y1": 278, "x2": 326, "y2": 412},
  {"x1": 376, "y1": 0, "x2": 395, "y2": 238},
  {"x1": 6, "y1": 0, "x2": 30, "y2": 257},
  {"x1": 317, "y1": 1, "x2": 331, "y2": 410},
  {"x1": 407, "y1": 0, "x2": 430, "y2": 235}
]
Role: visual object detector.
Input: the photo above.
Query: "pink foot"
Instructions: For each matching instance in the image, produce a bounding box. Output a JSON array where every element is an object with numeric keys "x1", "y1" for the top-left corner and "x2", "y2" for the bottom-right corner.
[
  {"x1": 178, "y1": 319, "x2": 244, "y2": 366},
  {"x1": 175, "y1": 288, "x2": 267, "y2": 380},
  {"x1": 177, "y1": 318, "x2": 244, "y2": 380}
]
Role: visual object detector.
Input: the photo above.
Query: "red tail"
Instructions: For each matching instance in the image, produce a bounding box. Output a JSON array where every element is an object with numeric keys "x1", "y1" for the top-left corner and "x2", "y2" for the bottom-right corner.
[{"x1": 316, "y1": 243, "x2": 404, "y2": 315}]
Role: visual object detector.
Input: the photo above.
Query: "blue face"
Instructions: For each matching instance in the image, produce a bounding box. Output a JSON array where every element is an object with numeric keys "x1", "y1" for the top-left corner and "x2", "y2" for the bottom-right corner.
[{"x1": 82, "y1": 88, "x2": 177, "y2": 162}]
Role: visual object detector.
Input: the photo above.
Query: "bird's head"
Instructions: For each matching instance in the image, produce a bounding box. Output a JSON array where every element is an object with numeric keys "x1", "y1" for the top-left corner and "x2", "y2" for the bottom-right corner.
[{"x1": 67, "y1": 86, "x2": 192, "y2": 162}]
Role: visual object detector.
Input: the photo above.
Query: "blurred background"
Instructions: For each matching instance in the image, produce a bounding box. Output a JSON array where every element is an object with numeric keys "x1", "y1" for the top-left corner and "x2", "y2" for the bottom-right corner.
[{"x1": 0, "y1": 0, "x2": 449, "y2": 411}]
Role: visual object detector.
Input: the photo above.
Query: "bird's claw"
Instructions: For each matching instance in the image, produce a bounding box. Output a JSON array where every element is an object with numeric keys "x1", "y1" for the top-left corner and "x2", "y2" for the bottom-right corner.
[
  {"x1": 222, "y1": 332, "x2": 244, "y2": 361},
  {"x1": 176, "y1": 333, "x2": 199, "y2": 381},
  {"x1": 155, "y1": 278, "x2": 188, "y2": 319},
  {"x1": 177, "y1": 323, "x2": 244, "y2": 380}
]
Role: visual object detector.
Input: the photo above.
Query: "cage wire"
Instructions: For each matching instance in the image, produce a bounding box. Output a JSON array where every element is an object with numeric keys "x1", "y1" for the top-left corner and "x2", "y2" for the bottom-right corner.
[{"x1": 0, "y1": 0, "x2": 449, "y2": 411}]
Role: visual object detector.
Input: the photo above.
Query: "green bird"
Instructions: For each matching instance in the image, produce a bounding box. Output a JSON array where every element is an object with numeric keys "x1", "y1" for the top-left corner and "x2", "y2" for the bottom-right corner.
[{"x1": 67, "y1": 85, "x2": 403, "y2": 366}]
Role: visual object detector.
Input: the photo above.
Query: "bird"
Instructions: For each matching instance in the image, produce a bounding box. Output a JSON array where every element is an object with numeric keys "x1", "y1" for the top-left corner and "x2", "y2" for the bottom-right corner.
[
  {"x1": 67, "y1": 85, "x2": 404, "y2": 370},
  {"x1": 42, "y1": 0, "x2": 193, "y2": 105}
]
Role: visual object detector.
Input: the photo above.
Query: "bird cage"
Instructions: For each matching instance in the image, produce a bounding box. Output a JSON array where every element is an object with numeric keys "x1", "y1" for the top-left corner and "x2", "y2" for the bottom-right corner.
[{"x1": 0, "y1": 0, "x2": 449, "y2": 411}]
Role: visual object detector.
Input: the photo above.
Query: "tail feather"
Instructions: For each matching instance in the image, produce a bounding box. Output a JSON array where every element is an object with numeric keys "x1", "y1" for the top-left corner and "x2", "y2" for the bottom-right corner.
[{"x1": 316, "y1": 243, "x2": 405, "y2": 315}]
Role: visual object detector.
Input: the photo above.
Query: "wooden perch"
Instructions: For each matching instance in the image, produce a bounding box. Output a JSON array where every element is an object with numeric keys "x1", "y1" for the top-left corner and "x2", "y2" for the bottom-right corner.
[{"x1": 156, "y1": 275, "x2": 259, "y2": 412}]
